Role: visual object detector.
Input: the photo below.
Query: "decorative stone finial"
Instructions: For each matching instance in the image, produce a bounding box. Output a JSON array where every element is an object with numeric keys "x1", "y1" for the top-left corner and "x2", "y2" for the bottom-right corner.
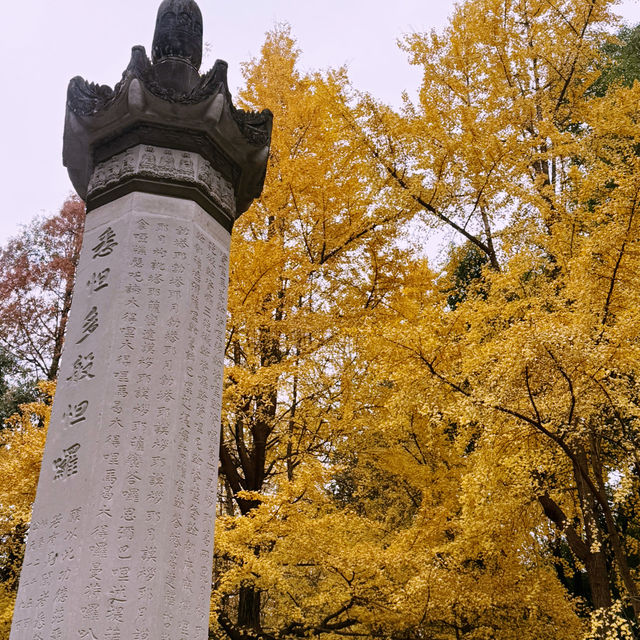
[
  {"x1": 63, "y1": 0, "x2": 272, "y2": 226},
  {"x1": 152, "y1": 0, "x2": 203, "y2": 69}
]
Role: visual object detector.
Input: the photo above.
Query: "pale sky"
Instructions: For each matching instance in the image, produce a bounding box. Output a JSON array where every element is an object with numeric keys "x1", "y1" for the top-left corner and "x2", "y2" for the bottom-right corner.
[{"x1": 0, "y1": 0, "x2": 638, "y2": 244}]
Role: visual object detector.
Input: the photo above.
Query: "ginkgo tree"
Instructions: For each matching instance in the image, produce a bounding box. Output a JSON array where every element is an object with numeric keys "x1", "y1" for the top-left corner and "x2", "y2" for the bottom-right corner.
[
  {"x1": 214, "y1": 25, "x2": 418, "y2": 635},
  {"x1": 213, "y1": 0, "x2": 640, "y2": 636},
  {"x1": 0, "y1": 381, "x2": 53, "y2": 638},
  {"x1": 350, "y1": 0, "x2": 640, "y2": 632}
]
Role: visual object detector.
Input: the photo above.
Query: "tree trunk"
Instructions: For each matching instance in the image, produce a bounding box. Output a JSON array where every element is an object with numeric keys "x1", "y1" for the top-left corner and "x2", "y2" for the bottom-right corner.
[
  {"x1": 237, "y1": 585, "x2": 262, "y2": 631},
  {"x1": 537, "y1": 490, "x2": 611, "y2": 610},
  {"x1": 584, "y1": 552, "x2": 613, "y2": 610},
  {"x1": 573, "y1": 450, "x2": 613, "y2": 610},
  {"x1": 589, "y1": 435, "x2": 640, "y2": 620},
  {"x1": 48, "y1": 272, "x2": 75, "y2": 380}
]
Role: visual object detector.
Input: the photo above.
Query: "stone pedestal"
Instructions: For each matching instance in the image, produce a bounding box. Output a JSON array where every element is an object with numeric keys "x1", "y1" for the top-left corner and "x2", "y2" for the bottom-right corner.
[{"x1": 9, "y1": 1, "x2": 271, "y2": 639}]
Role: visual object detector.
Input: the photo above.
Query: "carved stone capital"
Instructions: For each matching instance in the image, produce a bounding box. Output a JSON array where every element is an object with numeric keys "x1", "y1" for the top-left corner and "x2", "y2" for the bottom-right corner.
[{"x1": 87, "y1": 145, "x2": 236, "y2": 231}]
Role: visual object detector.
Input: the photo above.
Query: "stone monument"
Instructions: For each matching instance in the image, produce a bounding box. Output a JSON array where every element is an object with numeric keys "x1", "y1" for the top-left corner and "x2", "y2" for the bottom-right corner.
[{"x1": 9, "y1": 2, "x2": 272, "y2": 638}]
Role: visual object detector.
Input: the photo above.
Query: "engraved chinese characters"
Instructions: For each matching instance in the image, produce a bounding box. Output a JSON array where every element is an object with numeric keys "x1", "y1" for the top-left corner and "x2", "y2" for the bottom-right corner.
[
  {"x1": 10, "y1": 192, "x2": 231, "y2": 640},
  {"x1": 11, "y1": 223, "x2": 119, "y2": 640}
]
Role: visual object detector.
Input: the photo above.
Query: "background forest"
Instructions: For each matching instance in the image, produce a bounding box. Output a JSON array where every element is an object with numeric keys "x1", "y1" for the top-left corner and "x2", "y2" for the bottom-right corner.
[{"x1": 1, "y1": 0, "x2": 640, "y2": 638}]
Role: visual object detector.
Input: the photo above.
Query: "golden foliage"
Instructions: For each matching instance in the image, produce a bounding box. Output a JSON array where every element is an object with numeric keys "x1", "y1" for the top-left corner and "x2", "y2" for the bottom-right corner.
[
  {"x1": 1, "y1": 1, "x2": 640, "y2": 639},
  {"x1": 0, "y1": 381, "x2": 52, "y2": 640},
  {"x1": 214, "y1": 0, "x2": 640, "y2": 637}
]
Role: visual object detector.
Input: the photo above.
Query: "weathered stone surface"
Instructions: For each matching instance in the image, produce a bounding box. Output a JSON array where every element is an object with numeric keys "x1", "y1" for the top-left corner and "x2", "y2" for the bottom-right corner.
[
  {"x1": 10, "y1": 192, "x2": 230, "y2": 640},
  {"x1": 152, "y1": 0, "x2": 203, "y2": 68},
  {"x1": 86, "y1": 144, "x2": 237, "y2": 231}
]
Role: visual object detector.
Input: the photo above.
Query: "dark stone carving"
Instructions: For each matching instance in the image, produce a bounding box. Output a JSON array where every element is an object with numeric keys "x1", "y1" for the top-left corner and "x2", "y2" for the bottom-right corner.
[
  {"x1": 66, "y1": 77, "x2": 115, "y2": 117},
  {"x1": 63, "y1": 0, "x2": 272, "y2": 221},
  {"x1": 86, "y1": 144, "x2": 236, "y2": 230},
  {"x1": 152, "y1": 0, "x2": 203, "y2": 69}
]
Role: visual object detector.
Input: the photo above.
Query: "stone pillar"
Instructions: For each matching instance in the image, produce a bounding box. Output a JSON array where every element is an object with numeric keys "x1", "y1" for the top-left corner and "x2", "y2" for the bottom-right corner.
[{"x1": 10, "y1": 3, "x2": 271, "y2": 640}]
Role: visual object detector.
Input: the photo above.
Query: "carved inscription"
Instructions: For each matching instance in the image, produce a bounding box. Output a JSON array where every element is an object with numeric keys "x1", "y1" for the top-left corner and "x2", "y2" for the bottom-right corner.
[
  {"x1": 92, "y1": 227, "x2": 119, "y2": 258},
  {"x1": 90, "y1": 212, "x2": 227, "y2": 637},
  {"x1": 11, "y1": 203, "x2": 229, "y2": 640},
  {"x1": 67, "y1": 353, "x2": 95, "y2": 382},
  {"x1": 63, "y1": 401, "x2": 89, "y2": 426},
  {"x1": 88, "y1": 268, "x2": 110, "y2": 292},
  {"x1": 53, "y1": 444, "x2": 81, "y2": 480},
  {"x1": 77, "y1": 307, "x2": 99, "y2": 343},
  {"x1": 60, "y1": 222, "x2": 116, "y2": 633}
]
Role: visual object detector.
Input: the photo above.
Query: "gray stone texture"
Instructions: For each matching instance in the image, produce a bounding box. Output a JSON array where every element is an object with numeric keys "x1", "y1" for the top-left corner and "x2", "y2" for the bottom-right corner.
[
  {"x1": 11, "y1": 192, "x2": 230, "y2": 640},
  {"x1": 63, "y1": 25, "x2": 272, "y2": 218},
  {"x1": 87, "y1": 144, "x2": 236, "y2": 219}
]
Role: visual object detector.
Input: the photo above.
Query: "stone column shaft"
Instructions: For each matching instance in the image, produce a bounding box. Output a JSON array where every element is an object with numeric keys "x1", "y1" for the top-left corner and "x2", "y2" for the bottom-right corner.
[{"x1": 11, "y1": 190, "x2": 230, "y2": 640}]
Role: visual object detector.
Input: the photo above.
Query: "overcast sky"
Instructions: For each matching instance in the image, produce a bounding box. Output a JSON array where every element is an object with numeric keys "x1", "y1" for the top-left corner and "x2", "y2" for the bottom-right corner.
[{"x1": 0, "y1": 0, "x2": 638, "y2": 245}]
